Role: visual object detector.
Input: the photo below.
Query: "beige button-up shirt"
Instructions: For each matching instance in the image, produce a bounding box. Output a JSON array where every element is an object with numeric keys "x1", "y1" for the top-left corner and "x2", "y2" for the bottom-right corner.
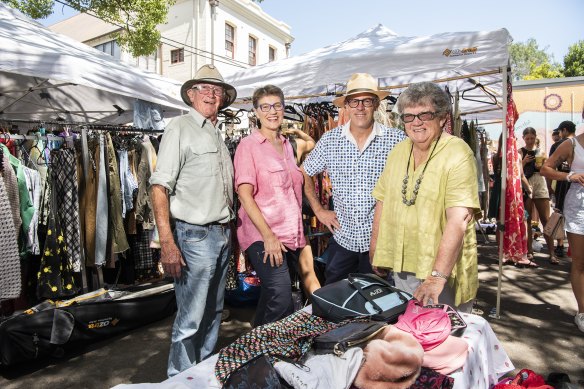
[{"x1": 150, "y1": 108, "x2": 234, "y2": 225}]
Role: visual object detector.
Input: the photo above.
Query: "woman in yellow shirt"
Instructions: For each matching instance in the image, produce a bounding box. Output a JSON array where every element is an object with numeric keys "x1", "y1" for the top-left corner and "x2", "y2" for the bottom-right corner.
[{"x1": 370, "y1": 82, "x2": 480, "y2": 312}]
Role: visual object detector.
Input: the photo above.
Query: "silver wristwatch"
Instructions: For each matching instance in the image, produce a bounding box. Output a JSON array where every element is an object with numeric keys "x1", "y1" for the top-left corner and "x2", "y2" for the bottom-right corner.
[{"x1": 431, "y1": 270, "x2": 449, "y2": 280}]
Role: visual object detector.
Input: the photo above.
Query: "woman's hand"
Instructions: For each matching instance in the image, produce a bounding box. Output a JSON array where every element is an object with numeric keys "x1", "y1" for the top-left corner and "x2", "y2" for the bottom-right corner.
[
  {"x1": 413, "y1": 277, "x2": 447, "y2": 306},
  {"x1": 569, "y1": 172, "x2": 584, "y2": 185},
  {"x1": 263, "y1": 233, "x2": 288, "y2": 267},
  {"x1": 522, "y1": 153, "x2": 534, "y2": 166}
]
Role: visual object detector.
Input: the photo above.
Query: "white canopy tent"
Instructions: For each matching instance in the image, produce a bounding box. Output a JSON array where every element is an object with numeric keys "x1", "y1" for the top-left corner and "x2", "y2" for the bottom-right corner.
[
  {"x1": 226, "y1": 25, "x2": 514, "y2": 317},
  {"x1": 226, "y1": 24, "x2": 510, "y2": 121},
  {"x1": 0, "y1": 3, "x2": 185, "y2": 125}
]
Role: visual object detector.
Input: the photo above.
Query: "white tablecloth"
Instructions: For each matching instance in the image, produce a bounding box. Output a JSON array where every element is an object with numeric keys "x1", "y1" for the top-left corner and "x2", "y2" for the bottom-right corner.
[{"x1": 113, "y1": 313, "x2": 514, "y2": 389}]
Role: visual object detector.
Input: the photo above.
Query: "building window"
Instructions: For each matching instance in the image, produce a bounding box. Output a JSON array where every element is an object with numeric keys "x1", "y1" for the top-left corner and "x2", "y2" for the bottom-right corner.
[
  {"x1": 248, "y1": 36, "x2": 257, "y2": 66},
  {"x1": 225, "y1": 23, "x2": 235, "y2": 59},
  {"x1": 170, "y1": 48, "x2": 184, "y2": 64},
  {"x1": 94, "y1": 40, "x2": 121, "y2": 60},
  {"x1": 269, "y1": 46, "x2": 276, "y2": 62}
]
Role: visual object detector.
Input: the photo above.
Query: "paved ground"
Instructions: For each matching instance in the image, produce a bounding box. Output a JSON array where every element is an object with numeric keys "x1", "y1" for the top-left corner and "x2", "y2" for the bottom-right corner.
[{"x1": 1, "y1": 236, "x2": 583, "y2": 388}]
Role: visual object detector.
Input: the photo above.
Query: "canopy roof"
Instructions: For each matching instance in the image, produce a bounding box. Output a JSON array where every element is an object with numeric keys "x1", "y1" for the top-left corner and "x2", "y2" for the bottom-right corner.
[
  {"x1": 225, "y1": 25, "x2": 511, "y2": 120},
  {"x1": 0, "y1": 4, "x2": 185, "y2": 125}
]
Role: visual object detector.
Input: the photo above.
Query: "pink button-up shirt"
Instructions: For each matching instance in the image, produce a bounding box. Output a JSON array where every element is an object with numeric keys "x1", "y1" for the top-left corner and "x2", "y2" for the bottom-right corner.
[{"x1": 234, "y1": 130, "x2": 306, "y2": 251}]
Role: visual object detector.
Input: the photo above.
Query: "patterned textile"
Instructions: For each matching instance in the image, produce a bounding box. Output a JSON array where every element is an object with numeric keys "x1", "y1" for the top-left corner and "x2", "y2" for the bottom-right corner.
[
  {"x1": 51, "y1": 148, "x2": 82, "y2": 272},
  {"x1": 502, "y1": 79, "x2": 528, "y2": 261},
  {"x1": 214, "y1": 310, "x2": 338, "y2": 384},
  {"x1": 130, "y1": 227, "x2": 159, "y2": 270},
  {"x1": 302, "y1": 123, "x2": 406, "y2": 252},
  {"x1": 37, "y1": 173, "x2": 77, "y2": 299},
  {"x1": 0, "y1": 176, "x2": 22, "y2": 299}
]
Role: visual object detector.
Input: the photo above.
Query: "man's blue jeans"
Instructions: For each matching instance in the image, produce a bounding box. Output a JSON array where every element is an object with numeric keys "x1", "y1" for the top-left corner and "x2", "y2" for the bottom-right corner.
[{"x1": 167, "y1": 220, "x2": 231, "y2": 377}]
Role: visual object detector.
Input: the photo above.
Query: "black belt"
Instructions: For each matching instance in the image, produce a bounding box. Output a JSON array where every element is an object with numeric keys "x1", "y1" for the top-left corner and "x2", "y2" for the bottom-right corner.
[
  {"x1": 204, "y1": 220, "x2": 232, "y2": 227},
  {"x1": 175, "y1": 219, "x2": 231, "y2": 227}
]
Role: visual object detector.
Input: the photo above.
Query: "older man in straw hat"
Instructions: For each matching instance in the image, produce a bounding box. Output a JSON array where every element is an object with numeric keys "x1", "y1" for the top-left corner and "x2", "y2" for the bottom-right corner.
[
  {"x1": 301, "y1": 73, "x2": 405, "y2": 284},
  {"x1": 150, "y1": 64, "x2": 237, "y2": 376}
]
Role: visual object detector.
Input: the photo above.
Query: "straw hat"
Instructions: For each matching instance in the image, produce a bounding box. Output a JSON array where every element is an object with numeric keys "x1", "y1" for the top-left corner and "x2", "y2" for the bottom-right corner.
[
  {"x1": 180, "y1": 64, "x2": 237, "y2": 109},
  {"x1": 332, "y1": 73, "x2": 389, "y2": 107}
]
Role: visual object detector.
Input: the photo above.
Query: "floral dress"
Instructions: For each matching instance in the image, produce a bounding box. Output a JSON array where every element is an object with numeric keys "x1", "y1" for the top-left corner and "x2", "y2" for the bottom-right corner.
[{"x1": 37, "y1": 169, "x2": 76, "y2": 299}]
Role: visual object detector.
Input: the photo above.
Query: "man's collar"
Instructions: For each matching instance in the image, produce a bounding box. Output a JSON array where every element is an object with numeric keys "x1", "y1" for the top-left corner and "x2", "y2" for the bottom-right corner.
[
  {"x1": 340, "y1": 121, "x2": 382, "y2": 137},
  {"x1": 341, "y1": 121, "x2": 382, "y2": 146},
  {"x1": 188, "y1": 107, "x2": 216, "y2": 128}
]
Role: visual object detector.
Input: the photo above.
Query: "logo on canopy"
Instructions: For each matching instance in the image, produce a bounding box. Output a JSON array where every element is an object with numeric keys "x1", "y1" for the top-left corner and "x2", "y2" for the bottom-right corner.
[{"x1": 443, "y1": 47, "x2": 478, "y2": 57}]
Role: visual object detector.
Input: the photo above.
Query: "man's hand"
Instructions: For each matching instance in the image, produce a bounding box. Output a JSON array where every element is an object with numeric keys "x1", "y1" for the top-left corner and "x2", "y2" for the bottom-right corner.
[
  {"x1": 263, "y1": 233, "x2": 288, "y2": 267},
  {"x1": 160, "y1": 241, "x2": 186, "y2": 279},
  {"x1": 315, "y1": 209, "x2": 340, "y2": 233},
  {"x1": 413, "y1": 277, "x2": 447, "y2": 306}
]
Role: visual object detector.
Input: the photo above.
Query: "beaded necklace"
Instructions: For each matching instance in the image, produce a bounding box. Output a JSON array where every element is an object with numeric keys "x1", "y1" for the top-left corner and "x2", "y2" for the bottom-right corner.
[{"x1": 402, "y1": 134, "x2": 442, "y2": 206}]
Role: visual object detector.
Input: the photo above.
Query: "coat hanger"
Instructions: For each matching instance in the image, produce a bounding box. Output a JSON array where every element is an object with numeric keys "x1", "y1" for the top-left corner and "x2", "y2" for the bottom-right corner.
[
  {"x1": 461, "y1": 79, "x2": 498, "y2": 106},
  {"x1": 284, "y1": 104, "x2": 304, "y2": 122}
]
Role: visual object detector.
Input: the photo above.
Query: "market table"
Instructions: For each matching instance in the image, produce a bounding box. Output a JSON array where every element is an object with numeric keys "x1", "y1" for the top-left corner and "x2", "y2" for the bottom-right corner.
[{"x1": 157, "y1": 312, "x2": 514, "y2": 389}]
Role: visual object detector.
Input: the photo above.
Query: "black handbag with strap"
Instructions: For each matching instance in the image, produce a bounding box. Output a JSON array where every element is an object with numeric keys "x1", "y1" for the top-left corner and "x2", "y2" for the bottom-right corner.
[{"x1": 311, "y1": 273, "x2": 413, "y2": 323}]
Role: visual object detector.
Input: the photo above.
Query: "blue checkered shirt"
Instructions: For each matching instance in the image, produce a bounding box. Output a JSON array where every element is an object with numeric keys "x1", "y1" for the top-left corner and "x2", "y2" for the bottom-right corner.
[{"x1": 303, "y1": 122, "x2": 406, "y2": 252}]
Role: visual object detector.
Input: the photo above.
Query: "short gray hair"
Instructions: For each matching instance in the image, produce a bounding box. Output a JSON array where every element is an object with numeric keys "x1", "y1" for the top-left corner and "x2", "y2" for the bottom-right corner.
[{"x1": 396, "y1": 82, "x2": 451, "y2": 117}]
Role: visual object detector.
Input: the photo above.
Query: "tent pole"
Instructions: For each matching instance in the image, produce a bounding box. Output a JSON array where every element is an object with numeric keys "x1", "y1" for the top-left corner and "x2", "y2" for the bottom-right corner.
[{"x1": 495, "y1": 65, "x2": 509, "y2": 319}]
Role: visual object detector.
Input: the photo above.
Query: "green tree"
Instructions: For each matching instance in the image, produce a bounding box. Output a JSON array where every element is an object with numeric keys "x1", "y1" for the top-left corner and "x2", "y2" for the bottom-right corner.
[
  {"x1": 523, "y1": 62, "x2": 563, "y2": 80},
  {"x1": 563, "y1": 40, "x2": 584, "y2": 77},
  {"x1": 2, "y1": 0, "x2": 174, "y2": 57},
  {"x1": 509, "y1": 38, "x2": 560, "y2": 80}
]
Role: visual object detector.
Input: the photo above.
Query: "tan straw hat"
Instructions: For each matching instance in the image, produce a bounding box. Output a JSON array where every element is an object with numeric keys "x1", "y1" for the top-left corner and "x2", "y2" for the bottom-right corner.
[
  {"x1": 180, "y1": 64, "x2": 237, "y2": 109},
  {"x1": 332, "y1": 73, "x2": 389, "y2": 107}
]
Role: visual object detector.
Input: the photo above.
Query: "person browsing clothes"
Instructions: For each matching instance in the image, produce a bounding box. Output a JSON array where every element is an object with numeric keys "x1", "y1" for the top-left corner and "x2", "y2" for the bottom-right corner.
[
  {"x1": 234, "y1": 85, "x2": 307, "y2": 326},
  {"x1": 150, "y1": 65, "x2": 236, "y2": 377},
  {"x1": 370, "y1": 82, "x2": 480, "y2": 313},
  {"x1": 301, "y1": 73, "x2": 405, "y2": 285},
  {"x1": 541, "y1": 129, "x2": 584, "y2": 332}
]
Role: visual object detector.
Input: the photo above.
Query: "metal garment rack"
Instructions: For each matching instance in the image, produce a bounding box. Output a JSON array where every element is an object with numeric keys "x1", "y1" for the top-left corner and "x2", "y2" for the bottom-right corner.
[
  {"x1": 2, "y1": 118, "x2": 165, "y2": 293},
  {"x1": 77, "y1": 125, "x2": 164, "y2": 290}
]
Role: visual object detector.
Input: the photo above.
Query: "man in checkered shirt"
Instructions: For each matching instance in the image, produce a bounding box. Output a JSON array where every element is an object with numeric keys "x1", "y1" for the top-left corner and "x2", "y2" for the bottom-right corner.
[{"x1": 302, "y1": 73, "x2": 405, "y2": 285}]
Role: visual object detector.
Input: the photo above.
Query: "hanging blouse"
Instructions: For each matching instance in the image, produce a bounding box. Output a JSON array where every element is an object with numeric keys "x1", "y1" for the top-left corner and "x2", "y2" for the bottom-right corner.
[{"x1": 22, "y1": 166, "x2": 41, "y2": 255}]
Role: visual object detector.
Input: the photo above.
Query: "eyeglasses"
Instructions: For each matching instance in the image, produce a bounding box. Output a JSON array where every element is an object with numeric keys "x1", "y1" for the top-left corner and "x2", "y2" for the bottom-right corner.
[
  {"x1": 192, "y1": 85, "x2": 224, "y2": 96},
  {"x1": 400, "y1": 111, "x2": 439, "y2": 123},
  {"x1": 346, "y1": 98, "x2": 377, "y2": 108},
  {"x1": 257, "y1": 102, "x2": 284, "y2": 112}
]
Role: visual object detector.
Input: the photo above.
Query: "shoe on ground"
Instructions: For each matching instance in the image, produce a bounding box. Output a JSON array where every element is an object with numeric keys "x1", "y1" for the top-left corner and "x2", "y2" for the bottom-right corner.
[
  {"x1": 575, "y1": 313, "x2": 584, "y2": 332},
  {"x1": 555, "y1": 246, "x2": 565, "y2": 257}
]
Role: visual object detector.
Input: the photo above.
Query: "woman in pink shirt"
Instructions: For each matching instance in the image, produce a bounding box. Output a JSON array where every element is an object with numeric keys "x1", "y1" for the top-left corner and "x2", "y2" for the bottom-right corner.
[{"x1": 234, "y1": 85, "x2": 306, "y2": 326}]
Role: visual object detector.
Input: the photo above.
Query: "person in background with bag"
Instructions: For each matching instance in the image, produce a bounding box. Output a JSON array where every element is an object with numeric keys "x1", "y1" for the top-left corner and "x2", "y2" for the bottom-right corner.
[
  {"x1": 369, "y1": 82, "x2": 480, "y2": 313},
  {"x1": 150, "y1": 65, "x2": 237, "y2": 377},
  {"x1": 281, "y1": 124, "x2": 321, "y2": 297},
  {"x1": 541, "y1": 129, "x2": 584, "y2": 333},
  {"x1": 301, "y1": 73, "x2": 405, "y2": 285},
  {"x1": 520, "y1": 127, "x2": 559, "y2": 265},
  {"x1": 548, "y1": 121, "x2": 577, "y2": 257},
  {"x1": 234, "y1": 85, "x2": 314, "y2": 326}
]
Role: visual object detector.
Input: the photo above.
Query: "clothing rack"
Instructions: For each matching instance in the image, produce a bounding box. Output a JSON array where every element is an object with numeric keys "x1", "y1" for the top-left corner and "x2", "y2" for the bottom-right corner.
[{"x1": 0, "y1": 118, "x2": 165, "y2": 134}]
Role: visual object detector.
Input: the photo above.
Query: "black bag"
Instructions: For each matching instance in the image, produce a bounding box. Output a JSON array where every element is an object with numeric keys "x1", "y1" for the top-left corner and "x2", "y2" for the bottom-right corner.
[
  {"x1": 311, "y1": 273, "x2": 412, "y2": 323},
  {"x1": 223, "y1": 354, "x2": 288, "y2": 389},
  {"x1": 312, "y1": 321, "x2": 388, "y2": 356},
  {"x1": 0, "y1": 282, "x2": 176, "y2": 366}
]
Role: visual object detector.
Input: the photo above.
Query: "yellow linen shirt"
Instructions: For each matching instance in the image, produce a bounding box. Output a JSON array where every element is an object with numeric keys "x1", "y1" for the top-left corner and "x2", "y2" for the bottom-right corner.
[{"x1": 372, "y1": 135, "x2": 480, "y2": 305}]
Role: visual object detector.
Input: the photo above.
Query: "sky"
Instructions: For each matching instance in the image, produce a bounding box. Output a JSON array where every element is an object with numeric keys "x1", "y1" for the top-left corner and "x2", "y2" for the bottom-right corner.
[{"x1": 41, "y1": 0, "x2": 584, "y2": 63}]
